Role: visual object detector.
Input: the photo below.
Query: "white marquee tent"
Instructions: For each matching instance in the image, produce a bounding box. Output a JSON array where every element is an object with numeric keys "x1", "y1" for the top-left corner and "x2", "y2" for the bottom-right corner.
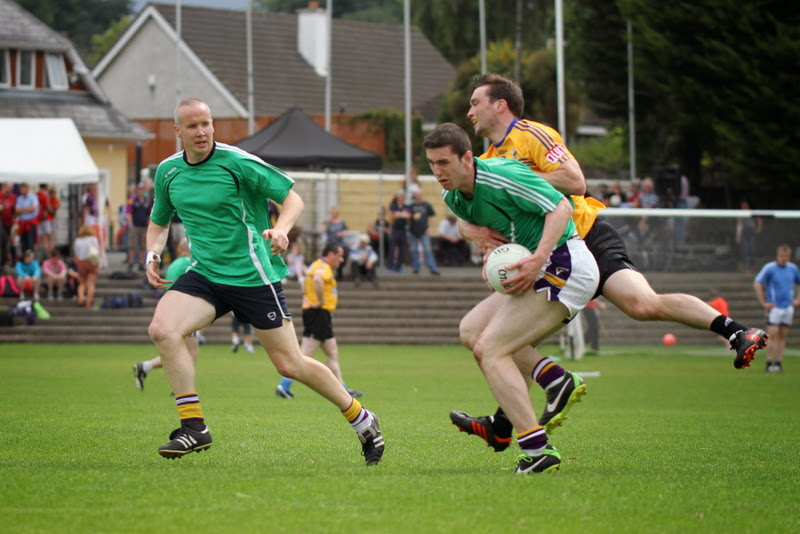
[{"x1": 0, "y1": 118, "x2": 99, "y2": 183}]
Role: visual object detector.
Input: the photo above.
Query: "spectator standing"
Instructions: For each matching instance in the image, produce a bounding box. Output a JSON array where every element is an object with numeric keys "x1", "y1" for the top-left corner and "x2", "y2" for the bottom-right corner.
[
  {"x1": 0, "y1": 182, "x2": 16, "y2": 266},
  {"x1": 321, "y1": 206, "x2": 348, "y2": 280},
  {"x1": 407, "y1": 188, "x2": 440, "y2": 275},
  {"x1": 15, "y1": 249, "x2": 41, "y2": 300},
  {"x1": 14, "y1": 183, "x2": 39, "y2": 254},
  {"x1": 349, "y1": 234, "x2": 378, "y2": 287},
  {"x1": 42, "y1": 248, "x2": 68, "y2": 300},
  {"x1": 736, "y1": 200, "x2": 763, "y2": 273},
  {"x1": 127, "y1": 182, "x2": 152, "y2": 272},
  {"x1": 42, "y1": 186, "x2": 60, "y2": 254},
  {"x1": 387, "y1": 189, "x2": 410, "y2": 273},
  {"x1": 436, "y1": 211, "x2": 469, "y2": 267},
  {"x1": 366, "y1": 206, "x2": 390, "y2": 265},
  {"x1": 80, "y1": 183, "x2": 97, "y2": 227},
  {"x1": 35, "y1": 184, "x2": 53, "y2": 254},
  {"x1": 753, "y1": 244, "x2": 800, "y2": 373},
  {"x1": 73, "y1": 225, "x2": 100, "y2": 309},
  {"x1": 637, "y1": 177, "x2": 660, "y2": 208}
]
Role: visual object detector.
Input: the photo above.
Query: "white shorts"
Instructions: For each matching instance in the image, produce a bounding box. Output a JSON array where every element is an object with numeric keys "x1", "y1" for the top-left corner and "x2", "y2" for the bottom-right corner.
[
  {"x1": 39, "y1": 219, "x2": 54, "y2": 235},
  {"x1": 534, "y1": 237, "x2": 599, "y2": 319},
  {"x1": 767, "y1": 305, "x2": 794, "y2": 327}
]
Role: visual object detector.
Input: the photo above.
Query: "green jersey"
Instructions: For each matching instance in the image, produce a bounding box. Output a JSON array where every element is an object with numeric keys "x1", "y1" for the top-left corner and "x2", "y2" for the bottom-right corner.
[
  {"x1": 151, "y1": 142, "x2": 291, "y2": 286},
  {"x1": 442, "y1": 157, "x2": 575, "y2": 251},
  {"x1": 165, "y1": 255, "x2": 194, "y2": 289}
]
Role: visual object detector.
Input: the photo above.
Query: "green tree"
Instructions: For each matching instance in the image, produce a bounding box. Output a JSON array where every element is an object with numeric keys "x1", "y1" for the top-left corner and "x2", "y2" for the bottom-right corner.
[
  {"x1": 412, "y1": 0, "x2": 554, "y2": 66},
  {"x1": 88, "y1": 15, "x2": 131, "y2": 67},
  {"x1": 14, "y1": 0, "x2": 132, "y2": 60},
  {"x1": 567, "y1": 0, "x2": 800, "y2": 201}
]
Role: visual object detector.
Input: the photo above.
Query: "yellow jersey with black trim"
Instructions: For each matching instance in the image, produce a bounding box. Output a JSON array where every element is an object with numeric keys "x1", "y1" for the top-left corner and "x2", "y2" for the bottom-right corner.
[
  {"x1": 302, "y1": 258, "x2": 338, "y2": 312},
  {"x1": 480, "y1": 118, "x2": 605, "y2": 238}
]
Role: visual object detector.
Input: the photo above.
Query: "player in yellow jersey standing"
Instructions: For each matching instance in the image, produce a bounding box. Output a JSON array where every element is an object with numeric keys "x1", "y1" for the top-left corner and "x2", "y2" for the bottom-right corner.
[
  {"x1": 275, "y1": 242, "x2": 363, "y2": 399},
  {"x1": 449, "y1": 73, "x2": 768, "y2": 451}
]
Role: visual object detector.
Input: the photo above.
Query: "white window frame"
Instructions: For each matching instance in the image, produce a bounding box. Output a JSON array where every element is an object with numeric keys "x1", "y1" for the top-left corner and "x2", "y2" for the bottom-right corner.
[
  {"x1": 0, "y1": 49, "x2": 9, "y2": 87},
  {"x1": 17, "y1": 50, "x2": 35, "y2": 89},
  {"x1": 45, "y1": 52, "x2": 68, "y2": 90}
]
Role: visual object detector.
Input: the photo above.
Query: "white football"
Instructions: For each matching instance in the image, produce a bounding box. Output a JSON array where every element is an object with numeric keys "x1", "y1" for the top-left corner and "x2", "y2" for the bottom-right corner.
[{"x1": 485, "y1": 243, "x2": 533, "y2": 294}]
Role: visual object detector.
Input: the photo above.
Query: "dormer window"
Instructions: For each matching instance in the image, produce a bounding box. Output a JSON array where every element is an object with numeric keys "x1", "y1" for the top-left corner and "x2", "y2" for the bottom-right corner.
[
  {"x1": 45, "y1": 53, "x2": 68, "y2": 89},
  {"x1": 17, "y1": 50, "x2": 35, "y2": 88},
  {"x1": 0, "y1": 50, "x2": 9, "y2": 87}
]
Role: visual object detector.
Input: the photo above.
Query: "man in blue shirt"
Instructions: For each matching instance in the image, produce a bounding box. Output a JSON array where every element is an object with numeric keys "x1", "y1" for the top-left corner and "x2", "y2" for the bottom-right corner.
[{"x1": 754, "y1": 244, "x2": 800, "y2": 372}]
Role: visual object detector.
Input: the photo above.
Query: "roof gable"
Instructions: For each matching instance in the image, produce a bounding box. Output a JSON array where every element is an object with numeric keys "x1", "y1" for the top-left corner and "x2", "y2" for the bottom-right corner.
[
  {"x1": 97, "y1": 2, "x2": 454, "y2": 120},
  {"x1": 0, "y1": 0, "x2": 70, "y2": 50}
]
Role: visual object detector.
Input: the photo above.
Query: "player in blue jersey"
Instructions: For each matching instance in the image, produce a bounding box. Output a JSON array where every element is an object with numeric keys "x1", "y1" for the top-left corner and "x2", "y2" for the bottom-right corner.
[
  {"x1": 143, "y1": 98, "x2": 383, "y2": 465},
  {"x1": 754, "y1": 244, "x2": 800, "y2": 372},
  {"x1": 424, "y1": 123, "x2": 599, "y2": 474}
]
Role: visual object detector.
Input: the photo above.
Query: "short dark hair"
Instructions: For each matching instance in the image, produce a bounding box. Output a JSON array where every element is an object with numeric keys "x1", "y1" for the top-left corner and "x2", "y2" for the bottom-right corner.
[
  {"x1": 423, "y1": 123, "x2": 473, "y2": 158},
  {"x1": 321, "y1": 242, "x2": 342, "y2": 257},
  {"x1": 474, "y1": 73, "x2": 524, "y2": 118}
]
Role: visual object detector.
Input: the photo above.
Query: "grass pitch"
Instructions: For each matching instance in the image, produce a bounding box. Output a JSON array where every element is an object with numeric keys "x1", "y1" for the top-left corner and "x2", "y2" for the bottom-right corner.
[{"x1": 1, "y1": 343, "x2": 798, "y2": 533}]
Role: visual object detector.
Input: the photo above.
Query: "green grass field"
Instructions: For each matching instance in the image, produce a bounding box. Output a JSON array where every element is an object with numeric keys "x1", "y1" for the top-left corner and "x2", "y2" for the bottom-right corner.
[{"x1": 1, "y1": 343, "x2": 798, "y2": 533}]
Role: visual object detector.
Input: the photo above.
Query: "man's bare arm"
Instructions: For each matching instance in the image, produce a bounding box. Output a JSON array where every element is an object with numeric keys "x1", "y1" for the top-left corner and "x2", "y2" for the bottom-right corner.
[{"x1": 538, "y1": 158, "x2": 586, "y2": 196}]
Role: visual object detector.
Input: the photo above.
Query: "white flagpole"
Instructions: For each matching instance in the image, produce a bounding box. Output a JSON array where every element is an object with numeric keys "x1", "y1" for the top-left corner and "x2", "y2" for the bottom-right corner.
[
  {"x1": 246, "y1": 0, "x2": 254, "y2": 135},
  {"x1": 555, "y1": 0, "x2": 566, "y2": 138},
  {"x1": 404, "y1": 0, "x2": 412, "y2": 194}
]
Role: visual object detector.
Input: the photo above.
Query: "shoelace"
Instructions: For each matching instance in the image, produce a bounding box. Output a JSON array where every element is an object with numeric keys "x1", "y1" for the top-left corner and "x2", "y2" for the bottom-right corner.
[{"x1": 502, "y1": 452, "x2": 533, "y2": 471}]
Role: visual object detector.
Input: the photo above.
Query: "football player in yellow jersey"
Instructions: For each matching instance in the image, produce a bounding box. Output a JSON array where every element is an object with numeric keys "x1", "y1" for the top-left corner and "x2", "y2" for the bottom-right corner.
[
  {"x1": 449, "y1": 73, "x2": 768, "y2": 451},
  {"x1": 275, "y1": 242, "x2": 363, "y2": 399}
]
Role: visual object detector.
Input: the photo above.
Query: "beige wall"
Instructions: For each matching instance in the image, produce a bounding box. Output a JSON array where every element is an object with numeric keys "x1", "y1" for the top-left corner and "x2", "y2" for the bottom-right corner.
[
  {"x1": 296, "y1": 173, "x2": 449, "y2": 240},
  {"x1": 85, "y1": 140, "x2": 131, "y2": 229}
]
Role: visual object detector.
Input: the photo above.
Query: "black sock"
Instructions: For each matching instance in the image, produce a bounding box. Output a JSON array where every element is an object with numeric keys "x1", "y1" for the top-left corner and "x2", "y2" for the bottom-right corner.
[
  {"x1": 491, "y1": 407, "x2": 513, "y2": 437},
  {"x1": 182, "y1": 418, "x2": 206, "y2": 432},
  {"x1": 710, "y1": 315, "x2": 746, "y2": 341}
]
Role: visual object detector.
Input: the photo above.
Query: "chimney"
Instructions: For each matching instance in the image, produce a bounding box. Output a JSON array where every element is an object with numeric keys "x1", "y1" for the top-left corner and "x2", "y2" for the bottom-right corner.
[{"x1": 297, "y1": 2, "x2": 328, "y2": 77}]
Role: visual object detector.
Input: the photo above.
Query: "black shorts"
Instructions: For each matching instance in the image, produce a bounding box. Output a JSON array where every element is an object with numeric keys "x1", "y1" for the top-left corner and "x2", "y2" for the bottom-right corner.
[
  {"x1": 169, "y1": 270, "x2": 291, "y2": 330},
  {"x1": 302, "y1": 308, "x2": 334, "y2": 341},
  {"x1": 583, "y1": 218, "x2": 638, "y2": 298}
]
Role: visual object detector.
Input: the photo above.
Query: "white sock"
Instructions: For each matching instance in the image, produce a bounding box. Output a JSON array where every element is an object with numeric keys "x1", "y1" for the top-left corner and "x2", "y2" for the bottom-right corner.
[
  {"x1": 232, "y1": 335, "x2": 240, "y2": 345},
  {"x1": 142, "y1": 360, "x2": 154, "y2": 373},
  {"x1": 350, "y1": 409, "x2": 374, "y2": 433}
]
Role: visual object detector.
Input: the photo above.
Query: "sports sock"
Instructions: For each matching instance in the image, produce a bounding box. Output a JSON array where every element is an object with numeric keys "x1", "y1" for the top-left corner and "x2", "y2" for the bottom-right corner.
[
  {"x1": 491, "y1": 407, "x2": 514, "y2": 437},
  {"x1": 175, "y1": 393, "x2": 205, "y2": 431},
  {"x1": 342, "y1": 399, "x2": 372, "y2": 433},
  {"x1": 231, "y1": 335, "x2": 240, "y2": 346},
  {"x1": 517, "y1": 426, "x2": 548, "y2": 456},
  {"x1": 710, "y1": 315, "x2": 746, "y2": 341},
  {"x1": 532, "y1": 357, "x2": 566, "y2": 390},
  {"x1": 279, "y1": 377, "x2": 294, "y2": 391},
  {"x1": 142, "y1": 360, "x2": 154, "y2": 373}
]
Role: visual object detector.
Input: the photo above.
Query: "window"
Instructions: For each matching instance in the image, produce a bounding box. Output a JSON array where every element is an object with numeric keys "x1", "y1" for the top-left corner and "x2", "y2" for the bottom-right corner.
[
  {"x1": 45, "y1": 53, "x2": 68, "y2": 89},
  {"x1": 18, "y1": 50, "x2": 35, "y2": 88},
  {"x1": 0, "y1": 50, "x2": 8, "y2": 87}
]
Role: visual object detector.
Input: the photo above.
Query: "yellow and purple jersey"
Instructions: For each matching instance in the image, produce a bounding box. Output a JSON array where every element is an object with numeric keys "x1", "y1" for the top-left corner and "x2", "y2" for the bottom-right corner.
[{"x1": 479, "y1": 118, "x2": 605, "y2": 238}]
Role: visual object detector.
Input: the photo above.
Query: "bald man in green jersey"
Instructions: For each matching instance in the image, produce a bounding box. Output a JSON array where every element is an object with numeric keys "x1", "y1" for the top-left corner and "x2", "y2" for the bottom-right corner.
[
  {"x1": 144, "y1": 99, "x2": 383, "y2": 465},
  {"x1": 424, "y1": 123, "x2": 599, "y2": 474}
]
